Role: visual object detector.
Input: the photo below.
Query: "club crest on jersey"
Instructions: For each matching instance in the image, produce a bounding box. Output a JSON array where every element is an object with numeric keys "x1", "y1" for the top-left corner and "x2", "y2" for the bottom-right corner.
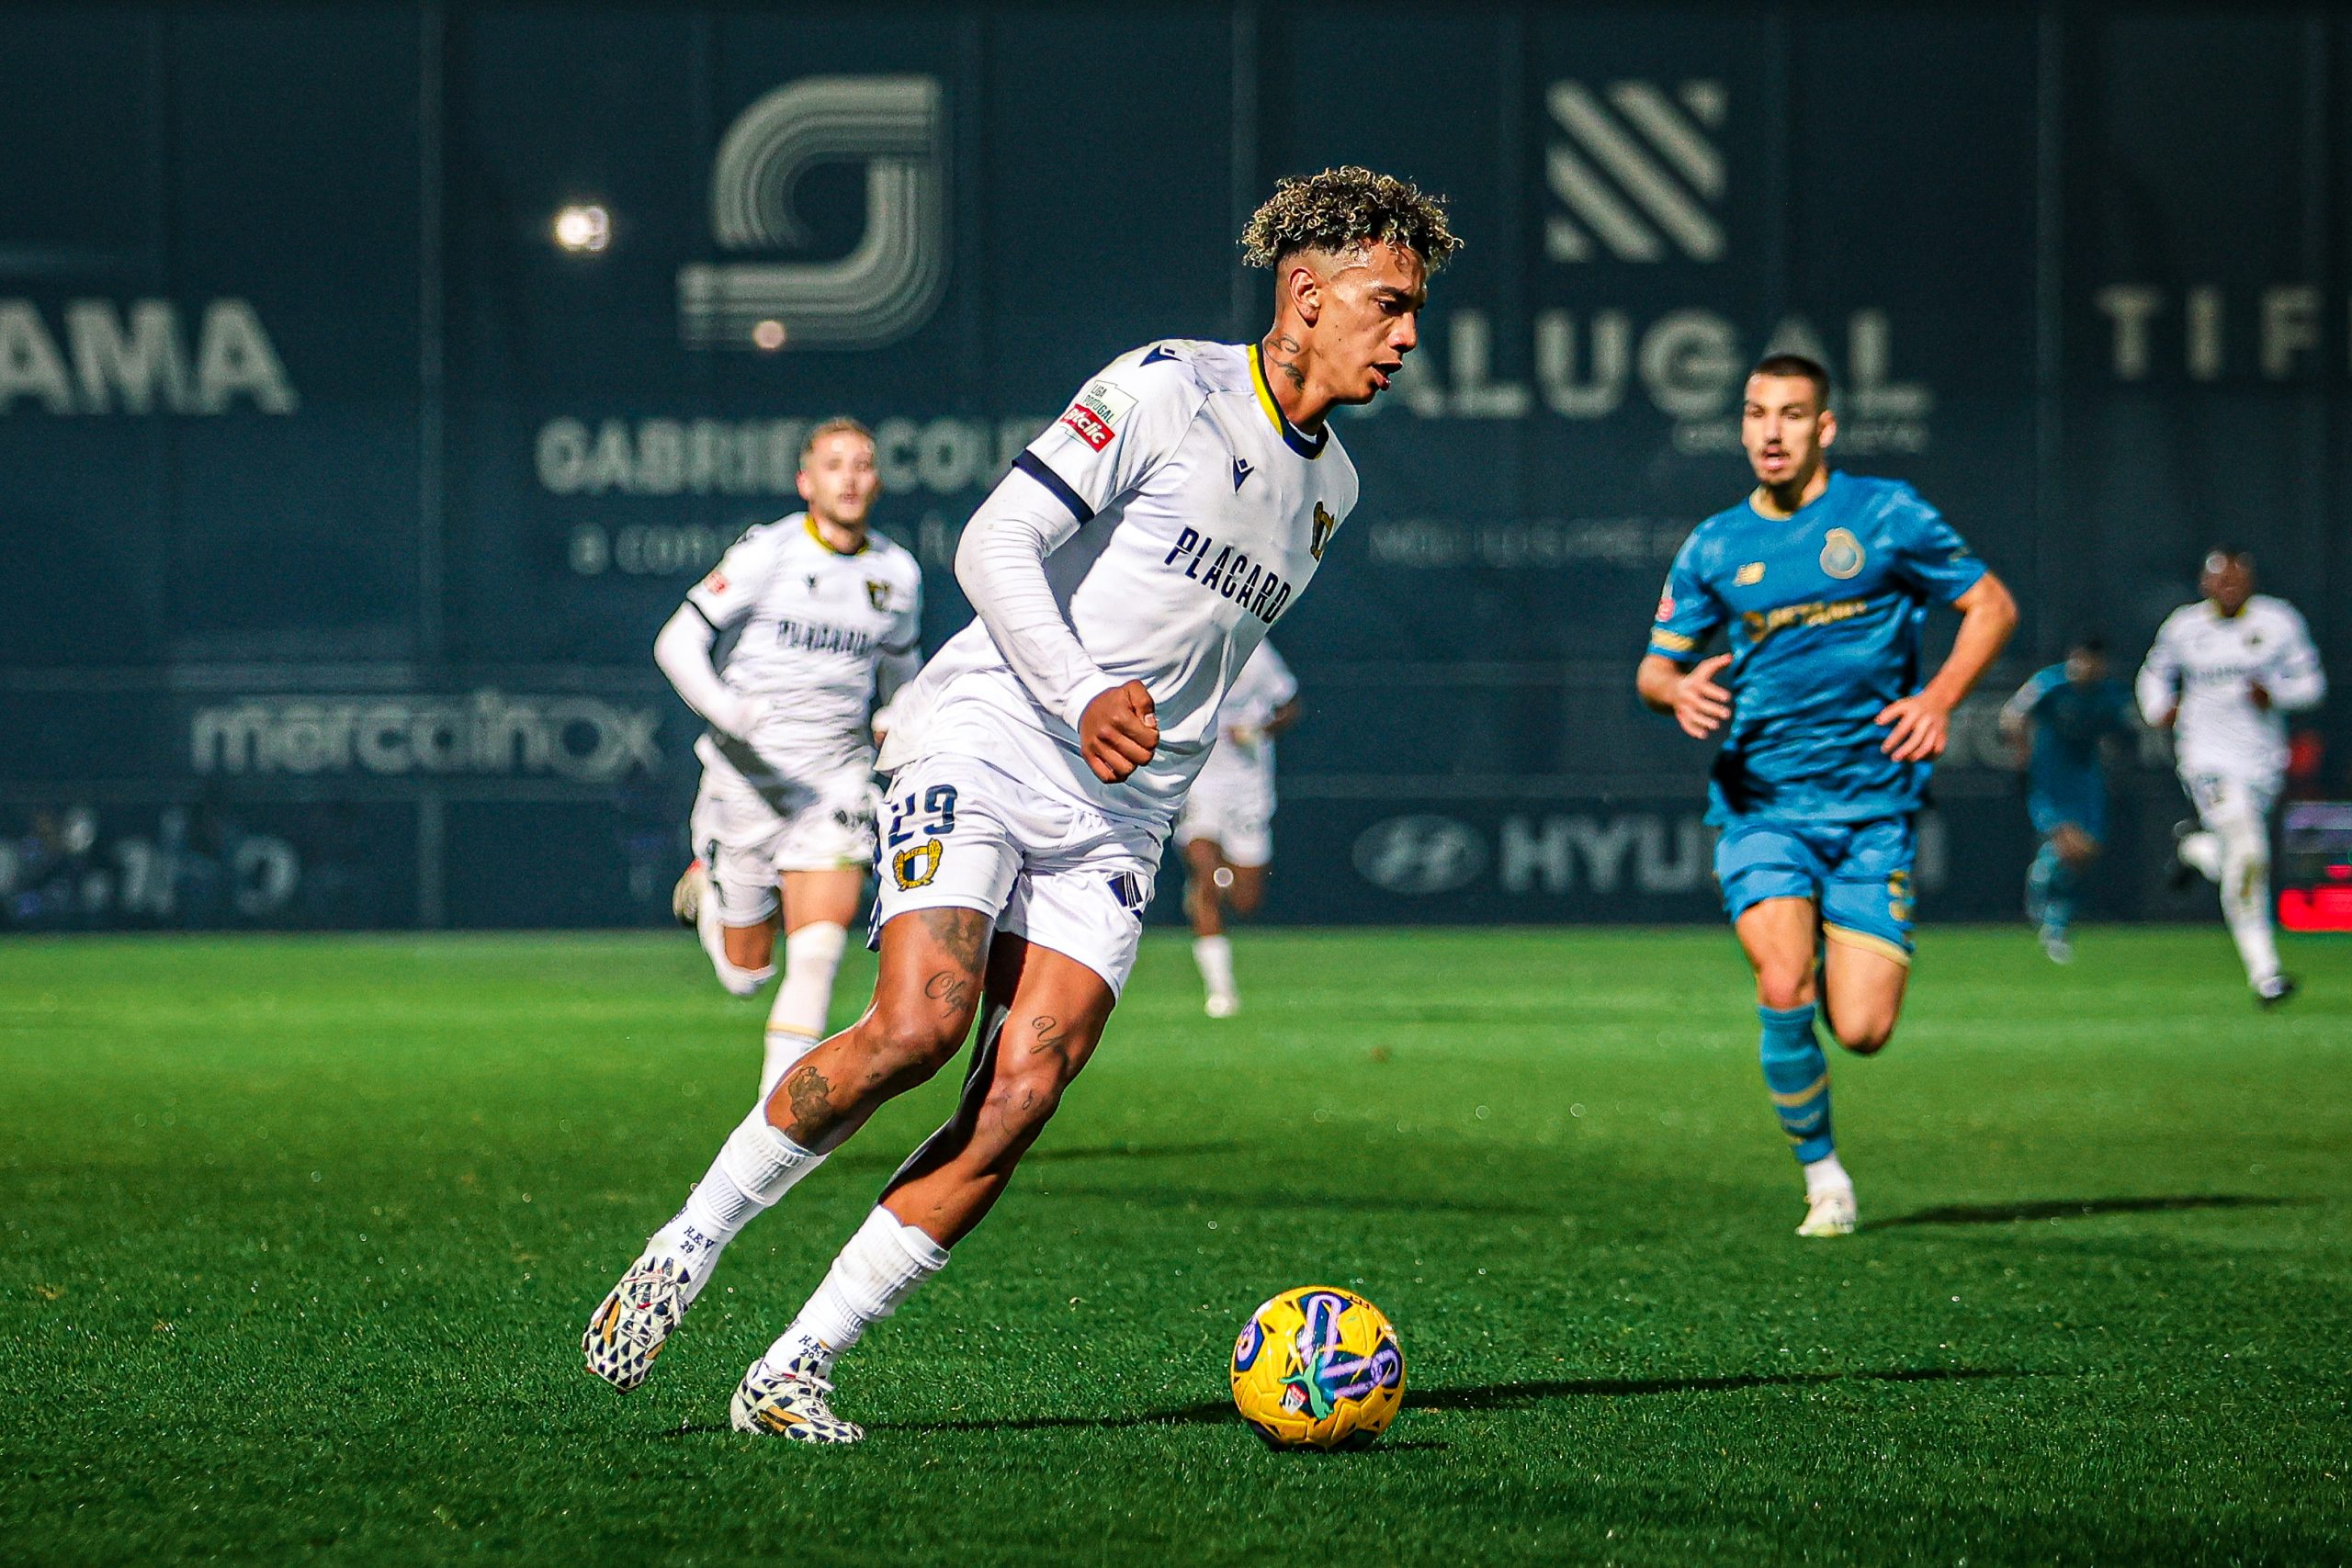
[
  {"x1": 891, "y1": 840, "x2": 943, "y2": 890},
  {"x1": 1058, "y1": 378, "x2": 1136, "y2": 453},
  {"x1": 1736, "y1": 561, "x2": 1766, "y2": 585},
  {"x1": 1310, "y1": 502, "x2": 1338, "y2": 561},
  {"x1": 865, "y1": 579, "x2": 891, "y2": 611},
  {"x1": 1819, "y1": 528, "x2": 1865, "y2": 581}
]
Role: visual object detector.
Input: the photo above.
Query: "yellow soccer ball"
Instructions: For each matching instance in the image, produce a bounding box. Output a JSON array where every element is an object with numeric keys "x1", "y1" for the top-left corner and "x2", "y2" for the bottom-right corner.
[{"x1": 1228, "y1": 1286, "x2": 1405, "y2": 1450}]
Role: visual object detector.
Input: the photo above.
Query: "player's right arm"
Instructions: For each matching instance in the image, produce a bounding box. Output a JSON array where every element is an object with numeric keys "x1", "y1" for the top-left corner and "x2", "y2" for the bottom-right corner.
[
  {"x1": 1998, "y1": 664, "x2": 2064, "y2": 763},
  {"x1": 2135, "y1": 613, "x2": 2187, "y2": 729},
  {"x1": 954, "y1": 352, "x2": 1199, "y2": 783},
  {"x1": 1635, "y1": 533, "x2": 1733, "y2": 739},
  {"x1": 654, "y1": 530, "x2": 783, "y2": 740}
]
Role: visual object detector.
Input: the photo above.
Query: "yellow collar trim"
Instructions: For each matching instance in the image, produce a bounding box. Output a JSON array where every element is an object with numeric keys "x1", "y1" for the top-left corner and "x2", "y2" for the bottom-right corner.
[
  {"x1": 805, "y1": 513, "x2": 869, "y2": 556},
  {"x1": 1247, "y1": 344, "x2": 1287, "y2": 435},
  {"x1": 1247, "y1": 344, "x2": 1327, "y2": 458}
]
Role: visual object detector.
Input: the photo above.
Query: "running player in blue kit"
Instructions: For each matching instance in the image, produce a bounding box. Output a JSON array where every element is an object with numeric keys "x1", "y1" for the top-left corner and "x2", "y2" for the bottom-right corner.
[
  {"x1": 1999, "y1": 637, "x2": 2136, "y2": 964},
  {"x1": 1636, "y1": 355, "x2": 2017, "y2": 1236}
]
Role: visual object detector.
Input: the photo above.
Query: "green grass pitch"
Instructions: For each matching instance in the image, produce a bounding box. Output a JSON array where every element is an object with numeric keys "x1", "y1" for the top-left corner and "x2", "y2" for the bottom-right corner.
[{"x1": 3, "y1": 925, "x2": 2347, "y2": 1564}]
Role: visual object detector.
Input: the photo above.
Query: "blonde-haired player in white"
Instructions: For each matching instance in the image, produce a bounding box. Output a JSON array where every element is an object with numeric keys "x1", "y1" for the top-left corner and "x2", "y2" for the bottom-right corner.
[
  {"x1": 2137, "y1": 547, "x2": 2326, "y2": 1007},
  {"x1": 1178, "y1": 638, "x2": 1300, "y2": 1017},
  {"x1": 653, "y1": 418, "x2": 923, "y2": 1096},
  {"x1": 583, "y1": 167, "x2": 1456, "y2": 1441}
]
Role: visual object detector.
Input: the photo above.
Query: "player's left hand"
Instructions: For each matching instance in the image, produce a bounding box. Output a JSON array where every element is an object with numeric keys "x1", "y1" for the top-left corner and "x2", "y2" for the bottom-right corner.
[
  {"x1": 2249, "y1": 681, "x2": 2273, "y2": 711},
  {"x1": 1080, "y1": 681, "x2": 1159, "y2": 783},
  {"x1": 1875, "y1": 694, "x2": 1952, "y2": 761}
]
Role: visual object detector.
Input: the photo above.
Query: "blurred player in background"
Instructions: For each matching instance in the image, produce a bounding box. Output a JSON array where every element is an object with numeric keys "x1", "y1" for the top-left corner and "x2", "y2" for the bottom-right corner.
[
  {"x1": 2136, "y1": 548, "x2": 2326, "y2": 1007},
  {"x1": 652, "y1": 419, "x2": 923, "y2": 1097},
  {"x1": 1999, "y1": 637, "x2": 2135, "y2": 963},
  {"x1": 1637, "y1": 354, "x2": 2016, "y2": 1238},
  {"x1": 585, "y1": 168, "x2": 1454, "y2": 1440},
  {"x1": 1178, "y1": 639, "x2": 1300, "y2": 1017}
]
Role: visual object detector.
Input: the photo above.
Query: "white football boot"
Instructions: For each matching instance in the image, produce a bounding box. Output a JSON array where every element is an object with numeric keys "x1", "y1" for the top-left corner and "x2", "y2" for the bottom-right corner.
[
  {"x1": 582, "y1": 1225, "x2": 720, "y2": 1391},
  {"x1": 729, "y1": 1352, "x2": 865, "y2": 1443},
  {"x1": 1796, "y1": 1185, "x2": 1859, "y2": 1238}
]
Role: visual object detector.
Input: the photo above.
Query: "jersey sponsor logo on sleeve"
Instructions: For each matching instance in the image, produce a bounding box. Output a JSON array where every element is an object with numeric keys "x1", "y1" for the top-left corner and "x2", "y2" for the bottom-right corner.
[
  {"x1": 1058, "y1": 378, "x2": 1137, "y2": 452},
  {"x1": 701, "y1": 570, "x2": 730, "y2": 595},
  {"x1": 1820, "y1": 528, "x2": 1865, "y2": 581},
  {"x1": 1656, "y1": 588, "x2": 1676, "y2": 621}
]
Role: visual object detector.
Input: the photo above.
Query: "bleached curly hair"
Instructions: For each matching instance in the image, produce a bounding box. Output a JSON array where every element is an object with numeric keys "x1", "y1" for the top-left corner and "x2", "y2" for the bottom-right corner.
[{"x1": 1239, "y1": 166, "x2": 1461, "y2": 272}]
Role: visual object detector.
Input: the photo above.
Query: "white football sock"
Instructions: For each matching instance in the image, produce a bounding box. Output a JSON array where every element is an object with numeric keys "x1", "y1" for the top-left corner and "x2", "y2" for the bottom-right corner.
[
  {"x1": 2219, "y1": 841, "x2": 2281, "y2": 988},
  {"x1": 667, "y1": 1105, "x2": 825, "y2": 1253},
  {"x1": 698, "y1": 886, "x2": 775, "y2": 998},
  {"x1": 765, "y1": 1207, "x2": 949, "y2": 1376},
  {"x1": 2177, "y1": 830, "x2": 2224, "y2": 884},
  {"x1": 762, "y1": 922, "x2": 846, "y2": 1098},
  {"x1": 1193, "y1": 934, "x2": 1237, "y2": 999},
  {"x1": 1803, "y1": 1152, "x2": 1851, "y2": 1198}
]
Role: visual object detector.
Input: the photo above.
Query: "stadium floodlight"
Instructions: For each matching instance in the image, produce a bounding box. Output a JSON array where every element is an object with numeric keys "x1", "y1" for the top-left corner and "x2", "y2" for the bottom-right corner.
[{"x1": 552, "y1": 204, "x2": 611, "y2": 254}]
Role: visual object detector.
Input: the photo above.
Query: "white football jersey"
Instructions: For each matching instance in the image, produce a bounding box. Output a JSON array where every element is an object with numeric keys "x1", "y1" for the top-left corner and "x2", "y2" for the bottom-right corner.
[
  {"x1": 685, "y1": 513, "x2": 923, "y2": 787},
  {"x1": 909, "y1": 340, "x2": 1356, "y2": 822},
  {"x1": 2136, "y1": 593, "x2": 2325, "y2": 780},
  {"x1": 1195, "y1": 639, "x2": 1299, "y2": 792}
]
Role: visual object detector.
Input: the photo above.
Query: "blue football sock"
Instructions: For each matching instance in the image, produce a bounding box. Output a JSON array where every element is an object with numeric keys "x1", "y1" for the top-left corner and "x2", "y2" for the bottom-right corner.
[
  {"x1": 1758, "y1": 1004, "x2": 1834, "y2": 1165},
  {"x1": 2025, "y1": 845, "x2": 2052, "y2": 923},
  {"x1": 2030, "y1": 845, "x2": 2078, "y2": 936}
]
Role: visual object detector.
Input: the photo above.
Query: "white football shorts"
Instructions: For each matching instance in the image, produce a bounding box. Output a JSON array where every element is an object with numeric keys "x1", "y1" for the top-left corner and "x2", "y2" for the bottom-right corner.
[
  {"x1": 2182, "y1": 770, "x2": 2280, "y2": 841},
  {"x1": 872, "y1": 750, "x2": 1165, "y2": 996},
  {"x1": 1173, "y1": 759, "x2": 1275, "y2": 867},
  {"x1": 690, "y1": 761, "x2": 877, "y2": 925}
]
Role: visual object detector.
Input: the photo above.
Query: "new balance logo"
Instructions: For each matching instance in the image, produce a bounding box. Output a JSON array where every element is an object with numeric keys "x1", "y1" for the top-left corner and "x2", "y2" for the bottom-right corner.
[
  {"x1": 1231, "y1": 457, "x2": 1253, "y2": 491},
  {"x1": 1544, "y1": 79, "x2": 1725, "y2": 264}
]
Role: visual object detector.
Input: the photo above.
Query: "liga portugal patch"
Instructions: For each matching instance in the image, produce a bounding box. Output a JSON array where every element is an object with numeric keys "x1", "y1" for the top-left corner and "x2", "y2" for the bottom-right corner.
[{"x1": 1058, "y1": 379, "x2": 1136, "y2": 452}]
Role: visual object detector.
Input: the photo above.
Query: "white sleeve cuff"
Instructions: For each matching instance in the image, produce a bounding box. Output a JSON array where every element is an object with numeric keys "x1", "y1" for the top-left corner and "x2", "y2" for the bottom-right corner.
[{"x1": 1060, "y1": 675, "x2": 1126, "y2": 733}]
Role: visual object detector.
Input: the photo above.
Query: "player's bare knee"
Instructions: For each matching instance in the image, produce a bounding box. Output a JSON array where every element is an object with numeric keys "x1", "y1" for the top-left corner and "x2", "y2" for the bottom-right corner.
[
  {"x1": 1754, "y1": 968, "x2": 1815, "y2": 1011},
  {"x1": 1833, "y1": 1017, "x2": 1894, "y2": 1055},
  {"x1": 860, "y1": 1002, "x2": 970, "y2": 1085},
  {"x1": 978, "y1": 1062, "x2": 1069, "y2": 1149},
  {"x1": 1227, "y1": 878, "x2": 1266, "y2": 918}
]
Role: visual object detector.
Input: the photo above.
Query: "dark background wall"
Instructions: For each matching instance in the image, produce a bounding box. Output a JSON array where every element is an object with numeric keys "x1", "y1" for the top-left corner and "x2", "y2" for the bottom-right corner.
[{"x1": 2, "y1": 1, "x2": 2344, "y2": 930}]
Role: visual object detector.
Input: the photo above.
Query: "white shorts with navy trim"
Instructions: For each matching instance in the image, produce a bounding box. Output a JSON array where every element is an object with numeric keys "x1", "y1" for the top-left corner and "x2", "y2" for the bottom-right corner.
[
  {"x1": 873, "y1": 750, "x2": 1165, "y2": 996},
  {"x1": 1174, "y1": 761, "x2": 1274, "y2": 867},
  {"x1": 690, "y1": 763, "x2": 876, "y2": 926}
]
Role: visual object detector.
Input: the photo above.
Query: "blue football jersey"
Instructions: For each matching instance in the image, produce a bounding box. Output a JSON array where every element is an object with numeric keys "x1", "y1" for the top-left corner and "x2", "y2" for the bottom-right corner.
[
  {"x1": 2010, "y1": 664, "x2": 2133, "y2": 799},
  {"x1": 1647, "y1": 471, "x2": 1987, "y2": 823}
]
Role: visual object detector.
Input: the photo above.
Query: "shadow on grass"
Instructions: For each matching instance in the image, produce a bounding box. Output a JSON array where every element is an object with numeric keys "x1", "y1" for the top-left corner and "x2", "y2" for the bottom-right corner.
[
  {"x1": 859, "y1": 1366, "x2": 2033, "y2": 1435},
  {"x1": 828, "y1": 1140, "x2": 1252, "y2": 1174},
  {"x1": 1027, "y1": 1186, "x2": 1555, "y2": 1218},
  {"x1": 1023, "y1": 1140, "x2": 1252, "y2": 1166},
  {"x1": 1869, "y1": 1194, "x2": 2312, "y2": 1230}
]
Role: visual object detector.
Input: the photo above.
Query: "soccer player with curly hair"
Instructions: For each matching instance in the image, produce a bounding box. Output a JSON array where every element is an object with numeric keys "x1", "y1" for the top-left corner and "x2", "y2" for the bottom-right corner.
[{"x1": 584, "y1": 168, "x2": 1457, "y2": 1440}]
